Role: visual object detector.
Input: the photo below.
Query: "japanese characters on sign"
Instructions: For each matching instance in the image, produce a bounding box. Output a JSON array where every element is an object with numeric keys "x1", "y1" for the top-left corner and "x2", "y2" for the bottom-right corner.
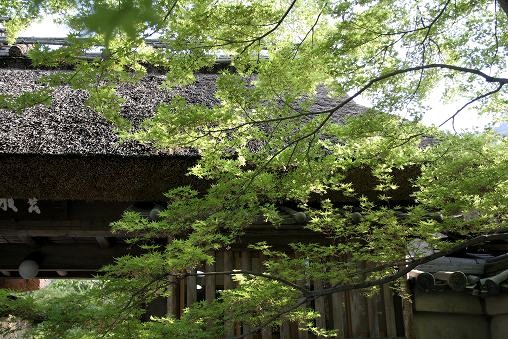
[{"x1": 0, "y1": 198, "x2": 41, "y2": 214}]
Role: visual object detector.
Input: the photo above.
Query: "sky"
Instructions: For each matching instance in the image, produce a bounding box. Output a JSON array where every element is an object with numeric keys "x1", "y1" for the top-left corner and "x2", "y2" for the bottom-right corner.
[{"x1": 17, "y1": 17, "x2": 505, "y2": 134}]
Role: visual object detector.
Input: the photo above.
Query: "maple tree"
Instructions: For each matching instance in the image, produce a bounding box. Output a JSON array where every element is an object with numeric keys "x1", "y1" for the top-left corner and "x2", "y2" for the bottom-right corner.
[{"x1": 1, "y1": 0, "x2": 508, "y2": 337}]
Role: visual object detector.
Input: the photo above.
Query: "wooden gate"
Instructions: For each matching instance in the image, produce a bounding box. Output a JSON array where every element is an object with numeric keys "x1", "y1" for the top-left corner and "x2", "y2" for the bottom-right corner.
[{"x1": 167, "y1": 249, "x2": 404, "y2": 338}]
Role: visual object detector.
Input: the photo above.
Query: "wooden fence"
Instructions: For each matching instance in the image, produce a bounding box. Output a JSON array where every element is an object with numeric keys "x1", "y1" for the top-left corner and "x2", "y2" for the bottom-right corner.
[{"x1": 166, "y1": 249, "x2": 404, "y2": 338}]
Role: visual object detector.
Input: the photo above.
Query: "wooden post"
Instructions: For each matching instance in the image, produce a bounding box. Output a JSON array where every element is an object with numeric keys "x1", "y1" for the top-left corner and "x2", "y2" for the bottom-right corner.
[
  {"x1": 382, "y1": 284, "x2": 397, "y2": 338},
  {"x1": 349, "y1": 287, "x2": 369, "y2": 337},
  {"x1": 314, "y1": 280, "x2": 327, "y2": 331},
  {"x1": 367, "y1": 293, "x2": 380, "y2": 338},
  {"x1": 241, "y1": 250, "x2": 253, "y2": 339},
  {"x1": 280, "y1": 322, "x2": 291, "y2": 339},
  {"x1": 331, "y1": 291, "x2": 345, "y2": 338},
  {"x1": 224, "y1": 250, "x2": 233, "y2": 289},
  {"x1": 224, "y1": 250, "x2": 234, "y2": 338},
  {"x1": 254, "y1": 253, "x2": 272, "y2": 339},
  {"x1": 167, "y1": 275, "x2": 177, "y2": 317},
  {"x1": 205, "y1": 253, "x2": 216, "y2": 302},
  {"x1": 401, "y1": 279, "x2": 415, "y2": 339},
  {"x1": 186, "y1": 268, "x2": 197, "y2": 306},
  {"x1": 179, "y1": 279, "x2": 185, "y2": 316}
]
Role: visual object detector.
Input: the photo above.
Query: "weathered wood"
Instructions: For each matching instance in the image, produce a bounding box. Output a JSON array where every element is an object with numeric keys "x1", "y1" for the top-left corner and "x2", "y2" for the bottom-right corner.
[
  {"x1": 223, "y1": 250, "x2": 234, "y2": 289},
  {"x1": 167, "y1": 275, "x2": 177, "y2": 317},
  {"x1": 241, "y1": 250, "x2": 253, "y2": 339},
  {"x1": 280, "y1": 322, "x2": 291, "y2": 339},
  {"x1": 349, "y1": 288, "x2": 368, "y2": 337},
  {"x1": 408, "y1": 269, "x2": 435, "y2": 291},
  {"x1": 434, "y1": 271, "x2": 467, "y2": 292},
  {"x1": 367, "y1": 293, "x2": 380, "y2": 338},
  {"x1": 223, "y1": 250, "x2": 234, "y2": 338},
  {"x1": 382, "y1": 284, "x2": 397, "y2": 338},
  {"x1": 186, "y1": 269, "x2": 197, "y2": 306},
  {"x1": 205, "y1": 254, "x2": 216, "y2": 302},
  {"x1": 331, "y1": 291, "x2": 346, "y2": 338},
  {"x1": 401, "y1": 280, "x2": 415, "y2": 339},
  {"x1": 314, "y1": 280, "x2": 327, "y2": 331},
  {"x1": 179, "y1": 279, "x2": 185, "y2": 317},
  {"x1": 254, "y1": 253, "x2": 272, "y2": 339},
  {"x1": 0, "y1": 244, "x2": 134, "y2": 272}
]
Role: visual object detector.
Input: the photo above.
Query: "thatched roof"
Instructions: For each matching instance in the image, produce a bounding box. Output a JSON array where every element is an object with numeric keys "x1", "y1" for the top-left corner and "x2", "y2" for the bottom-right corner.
[
  {"x1": 0, "y1": 58, "x2": 395, "y2": 202},
  {"x1": 0, "y1": 63, "x2": 366, "y2": 156}
]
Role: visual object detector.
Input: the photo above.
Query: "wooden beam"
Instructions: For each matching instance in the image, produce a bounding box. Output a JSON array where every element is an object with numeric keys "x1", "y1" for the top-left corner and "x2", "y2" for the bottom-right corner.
[
  {"x1": 0, "y1": 219, "x2": 115, "y2": 237},
  {"x1": 0, "y1": 244, "x2": 134, "y2": 271}
]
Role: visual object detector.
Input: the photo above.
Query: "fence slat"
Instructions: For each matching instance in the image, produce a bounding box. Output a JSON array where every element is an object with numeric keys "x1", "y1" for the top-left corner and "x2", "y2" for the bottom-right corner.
[
  {"x1": 280, "y1": 322, "x2": 291, "y2": 339},
  {"x1": 205, "y1": 253, "x2": 216, "y2": 302},
  {"x1": 167, "y1": 275, "x2": 177, "y2": 317},
  {"x1": 349, "y1": 288, "x2": 368, "y2": 337},
  {"x1": 332, "y1": 291, "x2": 345, "y2": 338},
  {"x1": 254, "y1": 253, "x2": 272, "y2": 339},
  {"x1": 382, "y1": 284, "x2": 397, "y2": 337},
  {"x1": 224, "y1": 250, "x2": 234, "y2": 337},
  {"x1": 367, "y1": 293, "x2": 380, "y2": 338},
  {"x1": 241, "y1": 250, "x2": 253, "y2": 339},
  {"x1": 224, "y1": 250, "x2": 234, "y2": 289},
  {"x1": 186, "y1": 268, "x2": 197, "y2": 306},
  {"x1": 314, "y1": 280, "x2": 327, "y2": 331}
]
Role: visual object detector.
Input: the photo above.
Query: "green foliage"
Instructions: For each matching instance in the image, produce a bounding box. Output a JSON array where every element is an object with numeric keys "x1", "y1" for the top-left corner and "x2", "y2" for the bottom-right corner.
[{"x1": 1, "y1": 0, "x2": 508, "y2": 337}]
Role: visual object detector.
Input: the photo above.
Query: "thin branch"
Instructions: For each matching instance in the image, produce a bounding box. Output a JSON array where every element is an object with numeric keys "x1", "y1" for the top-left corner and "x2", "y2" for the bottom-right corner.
[
  {"x1": 292, "y1": 3, "x2": 326, "y2": 59},
  {"x1": 203, "y1": 63, "x2": 508, "y2": 135},
  {"x1": 238, "y1": 0, "x2": 298, "y2": 54},
  {"x1": 232, "y1": 297, "x2": 309, "y2": 339},
  {"x1": 438, "y1": 83, "x2": 505, "y2": 128}
]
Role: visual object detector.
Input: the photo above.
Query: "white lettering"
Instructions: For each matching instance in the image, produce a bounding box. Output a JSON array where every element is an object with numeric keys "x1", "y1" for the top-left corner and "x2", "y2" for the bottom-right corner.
[{"x1": 28, "y1": 198, "x2": 41, "y2": 214}]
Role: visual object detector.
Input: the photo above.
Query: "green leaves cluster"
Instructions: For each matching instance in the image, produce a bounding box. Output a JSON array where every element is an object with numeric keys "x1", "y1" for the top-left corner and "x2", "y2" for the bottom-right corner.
[{"x1": 1, "y1": 0, "x2": 508, "y2": 337}]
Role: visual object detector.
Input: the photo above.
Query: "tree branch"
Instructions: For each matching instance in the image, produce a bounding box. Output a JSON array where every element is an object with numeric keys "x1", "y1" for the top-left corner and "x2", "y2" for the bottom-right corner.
[
  {"x1": 313, "y1": 232, "x2": 508, "y2": 297},
  {"x1": 182, "y1": 270, "x2": 310, "y2": 294},
  {"x1": 438, "y1": 83, "x2": 505, "y2": 128}
]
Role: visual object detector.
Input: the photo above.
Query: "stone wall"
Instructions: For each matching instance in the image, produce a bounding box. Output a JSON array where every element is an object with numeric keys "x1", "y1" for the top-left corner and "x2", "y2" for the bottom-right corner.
[{"x1": 414, "y1": 290, "x2": 508, "y2": 339}]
